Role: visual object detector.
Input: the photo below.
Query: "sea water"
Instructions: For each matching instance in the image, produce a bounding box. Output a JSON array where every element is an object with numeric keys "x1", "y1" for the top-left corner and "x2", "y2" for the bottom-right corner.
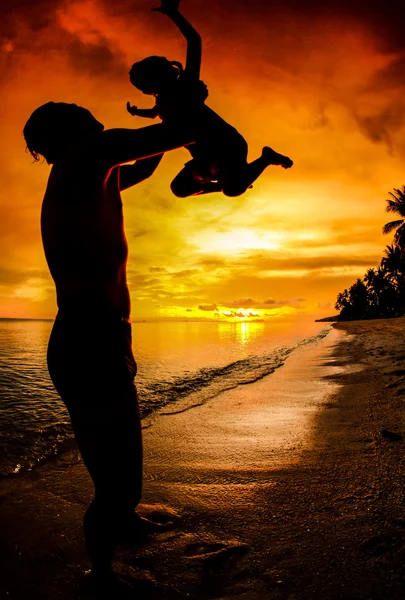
[{"x1": 0, "y1": 317, "x2": 330, "y2": 476}]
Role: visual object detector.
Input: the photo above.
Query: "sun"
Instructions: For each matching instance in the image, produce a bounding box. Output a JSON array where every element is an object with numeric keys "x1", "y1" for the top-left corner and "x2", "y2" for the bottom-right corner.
[{"x1": 195, "y1": 228, "x2": 285, "y2": 254}]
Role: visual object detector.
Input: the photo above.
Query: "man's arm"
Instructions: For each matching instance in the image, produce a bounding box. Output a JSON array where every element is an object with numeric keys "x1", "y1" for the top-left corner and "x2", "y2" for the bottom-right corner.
[
  {"x1": 93, "y1": 122, "x2": 197, "y2": 170},
  {"x1": 153, "y1": 1, "x2": 201, "y2": 79},
  {"x1": 119, "y1": 154, "x2": 163, "y2": 191}
]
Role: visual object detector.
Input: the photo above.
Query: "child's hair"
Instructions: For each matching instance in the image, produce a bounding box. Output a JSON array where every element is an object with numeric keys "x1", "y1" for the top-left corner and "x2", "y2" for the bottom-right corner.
[
  {"x1": 129, "y1": 56, "x2": 183, "y2": 93},
  {"x1": 23, "y1": 102, "x2": 104, "y2": 163}
]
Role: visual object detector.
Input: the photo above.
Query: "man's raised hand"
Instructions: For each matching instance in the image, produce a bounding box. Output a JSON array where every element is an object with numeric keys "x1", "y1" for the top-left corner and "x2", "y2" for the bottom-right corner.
[{"x1": 152, "y1": 0, "x2": 180, "y2": 14}]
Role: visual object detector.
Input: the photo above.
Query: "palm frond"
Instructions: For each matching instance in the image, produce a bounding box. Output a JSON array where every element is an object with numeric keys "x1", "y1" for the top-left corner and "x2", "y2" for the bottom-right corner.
[
  {"x1": 382, "y1": 219, "x2": 404, "y2": 235},
  {"x1": 386, "y1": 187, "x2": 405, "y2": 214},
  {"x1": 389, "y1": 186, "x2": 405, "y2": 201},
  {"x1": 395, "y1": 223, "x2": 405, "y2": 249}
]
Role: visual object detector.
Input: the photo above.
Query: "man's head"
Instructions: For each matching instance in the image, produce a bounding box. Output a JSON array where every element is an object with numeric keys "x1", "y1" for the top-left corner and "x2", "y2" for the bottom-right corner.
[{"x1": 23, "y1": 102, "x2": 104, "y2": 164}]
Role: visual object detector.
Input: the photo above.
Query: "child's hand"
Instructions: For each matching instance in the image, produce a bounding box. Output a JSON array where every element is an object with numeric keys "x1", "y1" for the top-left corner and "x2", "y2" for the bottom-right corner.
[
  {"x1": 186, "y1": 80, "x2": 208, "y2": 103},
  {"x1": 126, "y1": 102, "x2": 138, "y2": 116},
  {"x1": 152, "y1": 0, "x2": 180, "y2": 14},
  {"x1": 196, "y1": 80, "x2": 209, "y2": 102},
  {"x1": 182, "y1": 79, "x2": 209, "y2": 103}
]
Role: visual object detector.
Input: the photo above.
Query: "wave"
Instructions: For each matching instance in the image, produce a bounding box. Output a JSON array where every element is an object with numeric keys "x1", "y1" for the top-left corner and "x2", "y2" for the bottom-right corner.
[
  {"x1": 0, "y1": 421, "x2": 76, "y2": 477},
  {"x1": 137, "y1": 327, "x2": 330, "y2": 417}
]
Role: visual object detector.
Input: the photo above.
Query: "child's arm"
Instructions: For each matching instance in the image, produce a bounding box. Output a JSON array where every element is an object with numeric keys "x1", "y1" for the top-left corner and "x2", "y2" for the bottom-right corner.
[
  {"x1": 152, "y1": 0, "x2": 201, "y2": 79},
  {"x1": 127, "y1": 102, "x2": 159, "y2": 119}
]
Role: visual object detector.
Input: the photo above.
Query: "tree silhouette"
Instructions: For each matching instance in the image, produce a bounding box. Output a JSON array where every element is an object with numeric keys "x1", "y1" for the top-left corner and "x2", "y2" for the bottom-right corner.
[
  {"x1": 381, "y1": 244, "x2": 405, "y2": 282},
  {"x1": 335, "y1": 279, "x2": 370, "y2": 320},
  {"x1": 335, "y1": 185, "x2": 405, "y2": 321},
  {"x1": 381, "y1": 244, "x2": 405, "y2": 314},
  {"x1": 382, "y1": 186, "x2": 405, "y2": 249}
]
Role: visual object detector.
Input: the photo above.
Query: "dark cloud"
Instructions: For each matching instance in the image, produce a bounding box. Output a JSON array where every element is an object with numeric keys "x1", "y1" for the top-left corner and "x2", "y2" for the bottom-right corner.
[
  {"x1": 4, "y1": 0, "x2": 404, "y2": 89},
  {"x1": 65, "y1": 37, "x2": 127, "y2": 77},
  {"x1": 237, "y1": 253, "x2": 381, "y2": 271},
  {"x1": 0, "y1": 0, "x2": 58, "y2": 37},
  {"x1": 1, "y1": 0, "x2": 127, "y2": 80},
  {"x1": 365, "y1": 55, "x2": 405, "y2": 93},
  {"x1": 0, "y1": 267, "x2": 39, "y2": 286},
  {"x1": 128, "y1": 273, "x2": 161, "y2": 287},
  {"x1": 219, "y1": 297, "x2": 306, "y2": 310},
  {"x1": 354, "y1": 104, "x2": 405, "y2": 151},
  {"x1": 132, "y1": 229, "x2": 151, "y2": 239},
  {"x1": 99, "y1": 0, "x2": 405, "y2": 45},
  {"x1": 4, "y1": 0, "x2": 405, "y2": 53},
  {"x1": 198, "y1": 303, "x2": 218, "y2": 311},
  {"x1": 225, "y1": 297, "x2": 255, "y2": 307},
  {"x1": 171, "y1": 269, "x2": 198, "y2": 278},
  {"x1": 250, "y1": 1, "x2": 405, "y2": 52},
  {"x1": 233, "y1": 310, "x2": 258, "y2": 318}
]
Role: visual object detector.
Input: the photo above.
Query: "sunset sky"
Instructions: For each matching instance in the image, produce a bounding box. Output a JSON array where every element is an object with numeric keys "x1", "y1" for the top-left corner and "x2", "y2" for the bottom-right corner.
[{"x1": 1, "y1": 0, "x2": 404, "y2": 321}]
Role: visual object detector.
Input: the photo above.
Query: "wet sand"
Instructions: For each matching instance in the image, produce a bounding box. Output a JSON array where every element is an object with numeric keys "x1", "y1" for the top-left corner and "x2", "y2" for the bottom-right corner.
[{"x1": 1, "y1": 317, "x2": 405, "y2": 599}]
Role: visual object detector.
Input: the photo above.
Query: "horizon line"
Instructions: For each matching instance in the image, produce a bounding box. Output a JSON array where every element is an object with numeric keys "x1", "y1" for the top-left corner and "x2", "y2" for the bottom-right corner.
[{"x1": 0, "y1": 314, "x2": 332, "y2": 324}]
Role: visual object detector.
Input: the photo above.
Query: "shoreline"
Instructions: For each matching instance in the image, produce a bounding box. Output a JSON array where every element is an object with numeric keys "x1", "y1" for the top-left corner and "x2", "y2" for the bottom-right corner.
[{"x1": 1, "y1": 318, "x2": 405, "y2": 599}]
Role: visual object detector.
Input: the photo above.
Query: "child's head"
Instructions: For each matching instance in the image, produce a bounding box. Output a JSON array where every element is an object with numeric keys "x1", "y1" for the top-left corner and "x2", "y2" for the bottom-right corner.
[{"x1": 129, "y1": 56, "x2": 182, "y2": 95}]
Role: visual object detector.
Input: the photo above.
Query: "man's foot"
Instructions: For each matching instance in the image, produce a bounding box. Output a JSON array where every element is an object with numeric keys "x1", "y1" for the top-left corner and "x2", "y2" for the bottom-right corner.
[
  {"x1": 85, "y1": 569, "x2": 137, "y2": 599},
  {"x1": 262, "y1": 146, "x2": 293, "y2": 169}
]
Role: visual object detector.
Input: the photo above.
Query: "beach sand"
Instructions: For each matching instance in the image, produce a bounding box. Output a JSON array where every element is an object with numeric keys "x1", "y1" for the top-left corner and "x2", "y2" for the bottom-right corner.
[{"x1": 2, "y1": 317, "x2": 405, "y2": 599}]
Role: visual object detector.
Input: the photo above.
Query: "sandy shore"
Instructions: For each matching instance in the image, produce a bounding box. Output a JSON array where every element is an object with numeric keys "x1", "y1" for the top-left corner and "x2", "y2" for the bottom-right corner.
[{"x1": 1, "y1": 317, "x2": 405, "y2": 599}]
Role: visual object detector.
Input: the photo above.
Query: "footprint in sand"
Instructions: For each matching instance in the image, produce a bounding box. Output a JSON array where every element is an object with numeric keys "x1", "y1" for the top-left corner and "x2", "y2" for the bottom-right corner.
[
  {"x1": 138, "y1": 504, "x2": 182, "y2": 527},
  {"x1": 119, "y1": 505, "x2": 182, "y2": 545},
  {"x1": 381, "y1": 428, "x2": 402, "y2": 442},
  {"x1": 185, "y1": 541, "x2": 228, "y2": 556},
  {"x1": 185, "y1": 539, "x2": 249, "y2": 572}
]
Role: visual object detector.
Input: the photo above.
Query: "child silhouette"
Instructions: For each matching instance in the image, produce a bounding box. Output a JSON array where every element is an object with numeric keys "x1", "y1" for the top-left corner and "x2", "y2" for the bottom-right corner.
[{"x1": 127, "y1": 0, "x2": 293, "y2": 197}]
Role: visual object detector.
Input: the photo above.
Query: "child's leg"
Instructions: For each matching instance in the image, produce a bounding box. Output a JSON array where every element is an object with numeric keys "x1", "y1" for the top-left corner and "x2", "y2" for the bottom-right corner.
[
  {"x1": 218, "y1": 135, "x2": 293, "y2": 197},
  {"x1": 171, "y1": 165, "x2": 222, "y2": 197}
]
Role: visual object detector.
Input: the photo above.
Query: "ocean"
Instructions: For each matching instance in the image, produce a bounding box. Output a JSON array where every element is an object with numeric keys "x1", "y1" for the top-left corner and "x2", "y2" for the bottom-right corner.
[{"x1": 0, "y1": 317, "x2": 331, "y2": 477}]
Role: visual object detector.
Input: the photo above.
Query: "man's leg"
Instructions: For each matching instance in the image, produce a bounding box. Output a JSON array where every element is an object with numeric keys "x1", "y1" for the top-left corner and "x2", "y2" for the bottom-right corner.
[{"x1": 71, "y1": 385, "x2": 143, "y2": 578}]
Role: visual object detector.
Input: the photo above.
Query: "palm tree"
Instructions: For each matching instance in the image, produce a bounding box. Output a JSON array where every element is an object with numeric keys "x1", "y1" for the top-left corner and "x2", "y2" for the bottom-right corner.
[
  {"x1": 381, "y1": 244, "x2": 405, "y2": 315},
  {"x1": 382, "y1": 186, "x2": 405, "y2": 249},
  {"x1": 363, "y1": 266, "x2": 394, "y2": 316},
  {"x1": 381, "y1": 244, "x2": 405, "y2": 283},
  {"x1": 363, "y1": 267, "x2": 377, "y2": 290}
]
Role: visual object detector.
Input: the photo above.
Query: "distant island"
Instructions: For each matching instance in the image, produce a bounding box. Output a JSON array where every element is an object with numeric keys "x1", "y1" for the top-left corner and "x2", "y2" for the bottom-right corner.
[
  {"x1": 315, "y1": 315, "x2": 340, "y2": 322},
  {"x1": 0, "y1": 317, "x2": 53, "y2": 322}
]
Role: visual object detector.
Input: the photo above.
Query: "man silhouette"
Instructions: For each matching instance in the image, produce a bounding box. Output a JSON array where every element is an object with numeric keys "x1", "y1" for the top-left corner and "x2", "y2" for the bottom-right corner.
[{"x1": 23, "y1": 101, "x2": 201, "y2": 594}]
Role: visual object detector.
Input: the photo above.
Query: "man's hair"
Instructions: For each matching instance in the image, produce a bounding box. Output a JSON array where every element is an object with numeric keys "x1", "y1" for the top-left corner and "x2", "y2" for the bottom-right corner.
[{"x1": 23, "y1": 102, "x2": 104, "y2": 163}]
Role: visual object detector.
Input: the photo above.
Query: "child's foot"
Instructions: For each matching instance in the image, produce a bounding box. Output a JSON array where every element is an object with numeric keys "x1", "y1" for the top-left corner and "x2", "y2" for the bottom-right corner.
[{"x1": 262, "y1": 146, "x2": 293, "y2": 169}]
